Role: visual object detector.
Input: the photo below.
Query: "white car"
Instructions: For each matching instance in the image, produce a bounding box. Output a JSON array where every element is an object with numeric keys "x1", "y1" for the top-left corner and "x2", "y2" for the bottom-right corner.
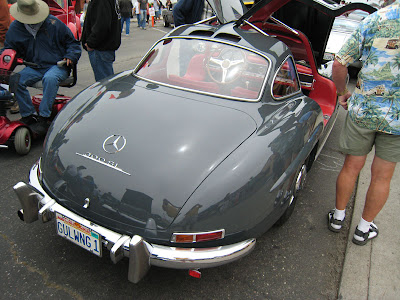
[{"x1": 323, "y1": 10, "x2": 373, "y2": 77}]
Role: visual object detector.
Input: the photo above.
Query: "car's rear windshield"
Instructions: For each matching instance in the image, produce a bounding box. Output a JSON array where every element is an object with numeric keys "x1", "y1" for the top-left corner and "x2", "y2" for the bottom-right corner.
[{"x1": 135, "y1": 38, "x2": 269, "y2": 101}]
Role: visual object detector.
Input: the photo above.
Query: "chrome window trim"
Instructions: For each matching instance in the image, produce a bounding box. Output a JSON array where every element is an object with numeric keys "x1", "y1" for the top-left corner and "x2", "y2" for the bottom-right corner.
[{"x1": 271, "y1": 56, "x2": 302, "y2": 101}]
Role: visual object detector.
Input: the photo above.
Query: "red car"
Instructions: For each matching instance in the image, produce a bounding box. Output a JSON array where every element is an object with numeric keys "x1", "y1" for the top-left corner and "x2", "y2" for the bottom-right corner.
[{"x1": 7, "y1": 0, "x2": 81, "y2": 39}]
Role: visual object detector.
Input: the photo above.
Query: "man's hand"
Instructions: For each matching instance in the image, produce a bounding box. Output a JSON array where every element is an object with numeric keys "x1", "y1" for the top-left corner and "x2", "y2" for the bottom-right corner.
[
  {"x1": 85, "y1": 43, "x2": 94, "y2": 51},
  {"x1": 338, "y1": 92, "x2": 351, "y2": 110},
  {"x1": 65, "y1": 58, "x2": 73, "y2": 66}
]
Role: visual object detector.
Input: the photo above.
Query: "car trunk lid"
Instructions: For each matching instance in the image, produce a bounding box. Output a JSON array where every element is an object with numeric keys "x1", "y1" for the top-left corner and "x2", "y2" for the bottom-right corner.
[{"x1": 41, "y1": 82, "x2": 257, "y2": 232}]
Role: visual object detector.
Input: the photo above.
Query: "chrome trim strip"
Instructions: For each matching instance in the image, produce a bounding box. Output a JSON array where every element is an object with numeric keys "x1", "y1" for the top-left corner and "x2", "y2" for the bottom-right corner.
[
  {"x1": 196, "y1": 16, "x2": 217, "y2": 24},
  {"x1": 13, "y1": 163, "x2": 257, "y2": 282},
  {"x1": 243, "y1": 20, "x2": 269, "y2": 37},
  {"x1": 270, "y1": 16, "x2": 299, "y2": 36}
]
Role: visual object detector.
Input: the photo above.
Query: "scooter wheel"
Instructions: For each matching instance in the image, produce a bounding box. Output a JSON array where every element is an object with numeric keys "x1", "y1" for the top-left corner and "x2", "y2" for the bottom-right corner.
[{"x1": 14, "y1": 127, "x2": 31, "y2": 155}]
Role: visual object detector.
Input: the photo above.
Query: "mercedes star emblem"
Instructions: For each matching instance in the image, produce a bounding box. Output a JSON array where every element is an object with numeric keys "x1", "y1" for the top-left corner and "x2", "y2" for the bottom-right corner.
[{"x1": 103, "y1": 135, "x2": 127, "y2": 154}]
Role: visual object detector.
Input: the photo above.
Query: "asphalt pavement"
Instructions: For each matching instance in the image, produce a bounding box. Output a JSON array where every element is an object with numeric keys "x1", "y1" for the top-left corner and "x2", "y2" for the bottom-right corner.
[{"x1": 338, "y1": 151, "x2": 400, "y2": 300}]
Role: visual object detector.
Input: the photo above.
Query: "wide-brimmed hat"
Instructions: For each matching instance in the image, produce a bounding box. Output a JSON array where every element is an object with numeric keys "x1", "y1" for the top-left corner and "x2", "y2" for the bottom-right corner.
[{"x1": 10, "y1": 0, "x2": 49, "y2": 24}]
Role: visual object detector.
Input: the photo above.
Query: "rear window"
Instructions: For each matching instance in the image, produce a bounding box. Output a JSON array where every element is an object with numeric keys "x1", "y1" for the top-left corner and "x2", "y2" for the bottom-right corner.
[{"x1": 135, "y1": 38, "x2": 270, "y2": 101}]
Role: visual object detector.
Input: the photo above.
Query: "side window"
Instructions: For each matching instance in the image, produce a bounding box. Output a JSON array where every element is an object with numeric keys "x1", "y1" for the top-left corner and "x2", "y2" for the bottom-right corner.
[{"x1": 272, "y1": 57, "x2": 300, "y2": 99}]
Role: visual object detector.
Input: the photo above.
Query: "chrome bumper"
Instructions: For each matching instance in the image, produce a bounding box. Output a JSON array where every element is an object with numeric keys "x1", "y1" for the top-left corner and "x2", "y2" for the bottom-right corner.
[{"x1": 13, "y1": 162, "x2": 256, "y2": 283}]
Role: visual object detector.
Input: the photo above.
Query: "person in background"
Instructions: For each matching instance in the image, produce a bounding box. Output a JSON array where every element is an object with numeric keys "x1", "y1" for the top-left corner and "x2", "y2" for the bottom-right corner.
[
  {"x1": 138, "y1": 0, "x2": 148, "y2": 29},
  {"x1": 328, "y1": 0, "x2": 400, "y2": 245},
  {"x1": 80, "y1": 0, "x2": 90, "y2": 28},
  {"x1": 82, "y1": 0, "x2": 121, "y2": 81},
  {"x1": 119, "y1": 0, "x2": 133, "y2": 36},
  {"x1": 134, "y1": 0, "x2": 140, "y2": 27},
  {"x1": 153, "y1": 0, "x2": 160, "y2": 21},
  {"x1": 4, "y1": 0, "x2": 81, "y2": 135},
  {"x1": 172, "y1": 0, "x2": 204, "y2": 27},
  {"x1": 0, "y1": 0, "x2": 10, "y2": 48}
]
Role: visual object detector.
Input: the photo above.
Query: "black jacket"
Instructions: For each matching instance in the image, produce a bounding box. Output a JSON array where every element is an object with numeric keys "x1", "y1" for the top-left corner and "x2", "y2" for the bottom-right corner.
[
  {"x1": 172, "y1": 0, "x2": 204, "y2": 27},
  {"x1": 119, "y1": 0, "x2": 133, "y2": 18},
  {"x1": 81, "y1": 0, "x2": 121, "y2": 51}
]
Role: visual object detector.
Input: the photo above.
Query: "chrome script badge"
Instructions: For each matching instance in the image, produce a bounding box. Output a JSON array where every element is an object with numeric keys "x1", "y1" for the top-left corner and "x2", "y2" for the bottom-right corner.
[{"x1": 75, "y1": 152, "x2": 131, "y2": 176}]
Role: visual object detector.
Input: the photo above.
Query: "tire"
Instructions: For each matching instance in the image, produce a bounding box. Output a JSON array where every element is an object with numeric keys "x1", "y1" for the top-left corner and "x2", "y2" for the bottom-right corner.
[
  {"x1": 164, "y1": 19, "x2": 170, "y2": 27},
  {"x1": 14, "y1": 127, "x2": 31, "y2": 155},
  {"x1": 275, "y1": 164, "x2": 307, "y2": 226}
]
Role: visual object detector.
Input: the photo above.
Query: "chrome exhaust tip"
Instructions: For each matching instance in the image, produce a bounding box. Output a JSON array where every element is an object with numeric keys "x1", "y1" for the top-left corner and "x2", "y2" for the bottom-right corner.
[{"x1": 17, "y1": 209, "x2": 24, "y2": 221}]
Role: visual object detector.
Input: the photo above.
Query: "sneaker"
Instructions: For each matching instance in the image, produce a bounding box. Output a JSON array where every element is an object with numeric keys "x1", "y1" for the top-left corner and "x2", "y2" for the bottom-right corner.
[
  {"x1": 19, "y1": 114, "x2": 38, "y2": 126},
  {"x1": 30, "y1": 116, "x2": 49, "y2": 137},
  {"x1": 327, "y1": 209, "x2": 345, "y2": 233},
  {"x1": 352, "y1": 222, "x2": 379, "y2": 246}
]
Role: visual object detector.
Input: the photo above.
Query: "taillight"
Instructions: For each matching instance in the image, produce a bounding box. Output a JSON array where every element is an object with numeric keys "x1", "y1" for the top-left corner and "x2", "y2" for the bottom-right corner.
[{"x1": 171, "y1": 229, "x2": 225, "y2": 243}]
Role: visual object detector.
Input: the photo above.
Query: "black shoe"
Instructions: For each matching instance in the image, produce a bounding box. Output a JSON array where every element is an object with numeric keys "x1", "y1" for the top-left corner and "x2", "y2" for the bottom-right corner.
[
  {"x1": 19, "y1": 114, "x2": 39, "y2": 126},
  {"x1": 10, "y1": 101, "x2": 19, "y2": 114},
  {"x1": 352, "y1": 222, "x2": 379, "y2": 246},
  {"x1": 30, "y1": 116, "x2": 50, "y2": 136},
  {"x1": 327, "y1": 209, "x2": 345, "y2": 233}
]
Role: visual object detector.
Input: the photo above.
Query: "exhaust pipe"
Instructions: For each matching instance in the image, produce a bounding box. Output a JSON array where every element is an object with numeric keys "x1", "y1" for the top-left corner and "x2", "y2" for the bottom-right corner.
[{"x1": 17, "y1": 209, "x2": 24, "y2": 221}]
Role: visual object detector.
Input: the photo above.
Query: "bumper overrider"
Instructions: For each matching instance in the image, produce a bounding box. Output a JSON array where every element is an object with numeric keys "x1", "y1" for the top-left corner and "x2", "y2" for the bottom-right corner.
[{"x1": 13, "y1": 162, "x2": 256, "y2": 283}]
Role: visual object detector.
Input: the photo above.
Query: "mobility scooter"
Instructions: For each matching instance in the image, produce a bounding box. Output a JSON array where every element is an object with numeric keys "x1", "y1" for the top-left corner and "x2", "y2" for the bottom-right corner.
[{"x1": 0, "y1": 49, "x2": 77, "y2": 155}]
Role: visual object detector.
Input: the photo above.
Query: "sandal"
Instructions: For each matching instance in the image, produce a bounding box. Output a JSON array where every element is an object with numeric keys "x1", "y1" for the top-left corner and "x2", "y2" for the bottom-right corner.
[
  {"x1": 328, "y1": 209, "x2": 345, "y2": 233},
  {"x1": 352, "y1": 222, "x2": 378, "y2": 246}
]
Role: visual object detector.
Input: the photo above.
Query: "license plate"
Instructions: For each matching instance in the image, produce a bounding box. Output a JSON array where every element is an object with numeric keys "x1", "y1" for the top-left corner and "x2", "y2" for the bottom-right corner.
[{"x1": 56, "y1": 213, "x2": 102, "y2": 257}]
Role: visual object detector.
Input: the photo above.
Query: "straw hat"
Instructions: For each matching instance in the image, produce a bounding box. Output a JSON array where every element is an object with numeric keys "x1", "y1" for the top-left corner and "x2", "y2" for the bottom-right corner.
[{"x1": 10, "y1": 0, "x2": 49, "y2": 24}]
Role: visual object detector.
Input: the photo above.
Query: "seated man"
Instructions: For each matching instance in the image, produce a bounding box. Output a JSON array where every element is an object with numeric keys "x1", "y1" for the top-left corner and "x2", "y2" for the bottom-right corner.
[{"x1": 4, "y1": 0, "x2": 81, "y2": 136}]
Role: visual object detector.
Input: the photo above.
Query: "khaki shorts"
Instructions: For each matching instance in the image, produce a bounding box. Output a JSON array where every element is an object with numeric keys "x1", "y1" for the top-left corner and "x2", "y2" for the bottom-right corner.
[{"x1": 339, "y1": 114, "x2": 400, "y2": 162}]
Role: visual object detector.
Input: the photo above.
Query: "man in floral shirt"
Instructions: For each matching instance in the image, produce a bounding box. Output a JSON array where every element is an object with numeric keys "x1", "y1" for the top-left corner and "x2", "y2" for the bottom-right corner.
[{"x1": 328, "y1": 0, "x2": 400, "y2": 245}]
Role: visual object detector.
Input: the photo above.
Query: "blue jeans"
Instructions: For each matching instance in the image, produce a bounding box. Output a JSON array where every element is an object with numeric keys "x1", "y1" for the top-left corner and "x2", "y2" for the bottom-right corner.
[
  {"x1": 16, "y1": 65, "x2": 68, "y2": 118},
  {"x1": 136, "y1": 14, "x2": 140, "y2": 26},
  {"x1": 139, "y1": 9, "x2": 147, "y2": 28},
  {"x1": 88, "y1": 50, "x2": 115, "y2": 82},
  {"x1": 121, "y1": 16, "x2": 130, "y2": 34}
]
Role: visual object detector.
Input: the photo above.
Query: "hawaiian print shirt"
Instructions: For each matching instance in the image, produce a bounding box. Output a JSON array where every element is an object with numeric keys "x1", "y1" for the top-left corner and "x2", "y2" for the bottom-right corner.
[{"x1": 336, "y1": 1, "x2": 400, "y2": 135}]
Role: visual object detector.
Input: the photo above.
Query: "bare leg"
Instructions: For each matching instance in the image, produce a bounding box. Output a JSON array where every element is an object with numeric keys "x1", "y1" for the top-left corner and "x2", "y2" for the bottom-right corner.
[
  {"x1": 362, "y1": 155, "x2": 396, "y2": 222},
  {"x1": 336, "y1": 154, "x2": 367, "y2": 210}
]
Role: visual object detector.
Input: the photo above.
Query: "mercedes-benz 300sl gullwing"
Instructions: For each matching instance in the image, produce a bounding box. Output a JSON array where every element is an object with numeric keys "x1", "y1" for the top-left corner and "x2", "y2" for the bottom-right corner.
[{"x1": 13, "y1": 0, "x2": 375, "y2": 283}]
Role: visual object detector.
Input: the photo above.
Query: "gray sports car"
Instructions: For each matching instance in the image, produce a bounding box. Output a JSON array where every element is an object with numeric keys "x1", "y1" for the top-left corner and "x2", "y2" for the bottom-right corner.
[{"x1": 14, "y1": 0, "x2": 375, "y2": 283}]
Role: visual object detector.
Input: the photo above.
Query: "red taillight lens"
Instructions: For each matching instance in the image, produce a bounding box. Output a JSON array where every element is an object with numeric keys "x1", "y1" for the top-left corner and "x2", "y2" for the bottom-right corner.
[
  {"x1": 171, "y1": 229, "x2": 225, "y2": 243},
  {"x1": 196, "y1": 231, "x2": 224, "y2": 242}
]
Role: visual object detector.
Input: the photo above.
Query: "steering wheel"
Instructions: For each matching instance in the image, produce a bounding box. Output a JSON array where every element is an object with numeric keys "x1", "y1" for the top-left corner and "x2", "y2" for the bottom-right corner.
[{"x1": 206, "y1": 48, "x2": 246, "y2": 84}]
